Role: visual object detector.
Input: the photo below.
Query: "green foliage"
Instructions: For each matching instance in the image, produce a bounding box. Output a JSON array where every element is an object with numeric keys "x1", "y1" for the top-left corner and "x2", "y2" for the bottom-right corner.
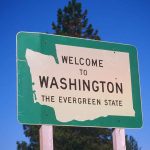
[
  {"x1": 17, "y1": 0, "x2": 140, "y2": 150},
  {"x1": 17, "y1": 125, "x2": 40, "y2": 150},
  {"x1": 17, "y1": 141, "x2": 28, "y2": 150},
  {"x1": 53, "y1": 126, "x2": 112, "y2": 150},
  {"x1": 52, "y1": 0, "x2": 100, "y2": 40},
  {"x1": 126, "y1": 135, "x2": 141, "y2": 150}
]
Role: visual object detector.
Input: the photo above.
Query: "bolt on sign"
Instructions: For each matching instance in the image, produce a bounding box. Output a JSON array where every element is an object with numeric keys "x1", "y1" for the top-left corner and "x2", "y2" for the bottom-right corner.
[{"x1": 17, "y1": 32, "x2": 142, "y2": 128}]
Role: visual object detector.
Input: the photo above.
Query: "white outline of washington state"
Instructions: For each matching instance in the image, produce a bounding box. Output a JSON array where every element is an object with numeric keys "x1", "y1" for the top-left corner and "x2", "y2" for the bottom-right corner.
[{"x1": 26, "y1": 44, "x2": 135, "y2": 122}]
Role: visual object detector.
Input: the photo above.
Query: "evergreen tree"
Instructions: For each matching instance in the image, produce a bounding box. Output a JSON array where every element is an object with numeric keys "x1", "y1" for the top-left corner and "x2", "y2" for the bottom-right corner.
[
  {"x1": 17, "y1": 141, "x2": 28, "y2": 150},
  {"x1": 17, "y1": 125, "x2": 40, "y2": 150},
  {"x1": 126, "y1": 135, "x2": 141, "y2": 150},
  {"x1": 17, "y1": 0, "x2": 140, "y2": 149},
  {"x1": 53, "y1": 126, "x2": 112, "y2": 150},
  {"x1": 52, "y1": 0, "x2": 100, "y2": 40}
]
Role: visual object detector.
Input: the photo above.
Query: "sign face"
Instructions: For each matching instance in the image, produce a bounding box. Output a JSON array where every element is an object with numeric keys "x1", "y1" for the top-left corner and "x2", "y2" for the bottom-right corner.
[{"x1": 17, "y1": 32, "x2": 142, "y2": 128}]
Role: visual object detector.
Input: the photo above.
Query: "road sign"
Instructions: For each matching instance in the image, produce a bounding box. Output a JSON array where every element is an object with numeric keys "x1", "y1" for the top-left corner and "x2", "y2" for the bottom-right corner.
[{"x1": 17, "y1": 32, "x2": 142, "y2": 128}]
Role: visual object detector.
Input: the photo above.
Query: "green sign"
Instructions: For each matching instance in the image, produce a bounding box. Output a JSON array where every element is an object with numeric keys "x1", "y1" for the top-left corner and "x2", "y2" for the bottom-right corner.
[{"x1": 17, "y1": 32, "x2": 142, "y2": 128}]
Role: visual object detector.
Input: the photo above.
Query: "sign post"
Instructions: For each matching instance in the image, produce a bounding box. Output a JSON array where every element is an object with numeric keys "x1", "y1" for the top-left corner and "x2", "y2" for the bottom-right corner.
[
  {"x1": 40, "y1": 125, "x2": 54, "y2": 150},
  {"x1": 113, "y1": 128, "x2": 126, "y2": 150},
  {"x1": 39, "y1": 127, "x2": 126, "y2": 150}
]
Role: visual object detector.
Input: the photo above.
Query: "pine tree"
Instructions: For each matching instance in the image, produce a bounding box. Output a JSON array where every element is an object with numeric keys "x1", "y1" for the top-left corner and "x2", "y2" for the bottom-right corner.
[
  {"x1": 53, "y1": 126, "x2": 112, "y2": 150},
  {"x1": 126, "y1": 135, "x2": 141, "y2": 150},
  {"x1": 51, "y1": 1, "x2": 111, "y2": 148},
  {"x1": 52, "y1": 0, "x2": 100, "y2": 40},
  {"x1": 17, "y1": 125, "x2": 40, "y2": 150},
  {"x1": 17, "y1": 0, "x2": 140, "y2": 149}
]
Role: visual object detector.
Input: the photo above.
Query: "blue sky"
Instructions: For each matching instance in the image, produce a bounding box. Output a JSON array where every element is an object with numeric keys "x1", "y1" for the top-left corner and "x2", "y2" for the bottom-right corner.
[{"x1": 0, "y1": 0, "x2": 150, "y2": 149}]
